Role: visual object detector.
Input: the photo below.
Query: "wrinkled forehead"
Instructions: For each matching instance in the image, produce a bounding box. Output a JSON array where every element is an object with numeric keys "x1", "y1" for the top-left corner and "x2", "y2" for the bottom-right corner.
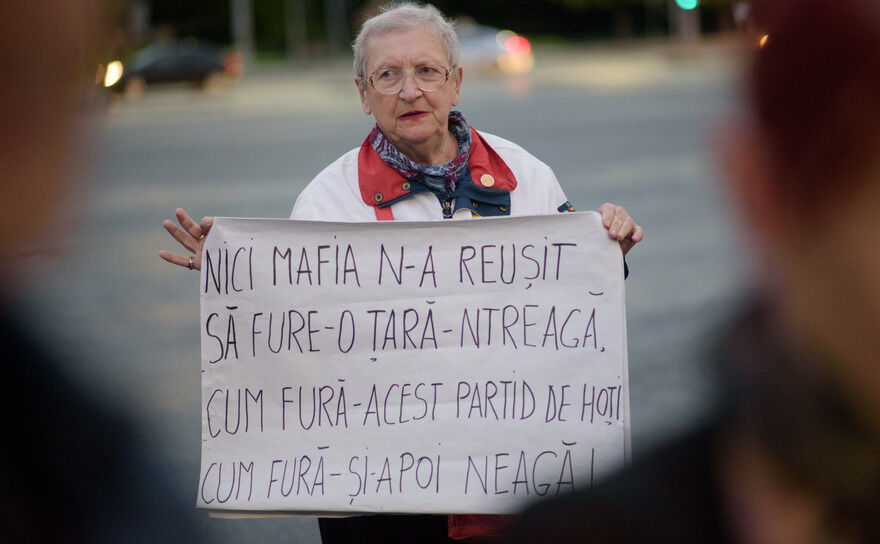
[{"x1": 364, "y1": 27, "x2": 450, "y2": 71}]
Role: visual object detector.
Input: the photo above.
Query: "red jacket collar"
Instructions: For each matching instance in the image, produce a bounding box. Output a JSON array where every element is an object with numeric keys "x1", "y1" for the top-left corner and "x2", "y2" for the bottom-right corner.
[{"x1": 358, "y1": 127, "x2": 517, "y2": 207}]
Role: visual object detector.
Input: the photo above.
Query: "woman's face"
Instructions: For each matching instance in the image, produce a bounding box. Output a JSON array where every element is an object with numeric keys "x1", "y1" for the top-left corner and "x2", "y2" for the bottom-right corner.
[{"x1": 357, "y1": 26, "x2": 462, "y2": 162}]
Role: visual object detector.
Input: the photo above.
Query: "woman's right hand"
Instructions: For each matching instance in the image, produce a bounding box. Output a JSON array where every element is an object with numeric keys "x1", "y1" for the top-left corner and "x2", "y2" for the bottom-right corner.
[{"x1": 159, "y1": 208, "x2": 214, "y2": 271}]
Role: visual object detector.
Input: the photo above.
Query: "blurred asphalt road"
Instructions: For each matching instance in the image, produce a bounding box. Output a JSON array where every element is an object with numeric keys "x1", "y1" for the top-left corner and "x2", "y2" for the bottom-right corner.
[{"x1": 18, "y1": 40, "x2": 750, "y2": 543}]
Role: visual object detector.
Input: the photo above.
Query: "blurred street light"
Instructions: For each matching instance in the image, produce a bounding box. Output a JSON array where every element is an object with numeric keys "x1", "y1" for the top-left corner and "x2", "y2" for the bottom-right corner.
[
  {"x1": 230, "y1": 0, "x2": 256, "y2": 65},
  {"x1": 323, "y1": 0, "x2": 347, "y2": 56},
  {"x1": 670, "y1": 0, "x2": 701, "y2": 41},
  {"x1": 285, "y1": 0, "x2": 308, "y2": 60}
]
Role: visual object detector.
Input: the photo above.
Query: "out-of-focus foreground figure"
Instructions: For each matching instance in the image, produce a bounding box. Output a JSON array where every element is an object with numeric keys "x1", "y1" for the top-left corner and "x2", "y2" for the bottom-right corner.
[
  {"x1": 0, "y1": 1, "x2": 201, "y2": 541},
  {"x1": 508, "y1": 0, "x2": 880, "y2": 542}
]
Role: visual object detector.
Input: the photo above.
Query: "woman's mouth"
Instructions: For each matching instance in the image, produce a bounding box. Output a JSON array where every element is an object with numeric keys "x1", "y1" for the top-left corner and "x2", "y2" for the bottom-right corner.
[{"x1": 399, "y1": 110, "x2": 428, "y2": 120}]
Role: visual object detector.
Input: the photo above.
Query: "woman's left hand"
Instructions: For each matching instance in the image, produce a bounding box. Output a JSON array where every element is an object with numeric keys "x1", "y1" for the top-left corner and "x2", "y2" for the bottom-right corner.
[{"x1": 599, "y1": 202, "x2": 644, "y2": 256}]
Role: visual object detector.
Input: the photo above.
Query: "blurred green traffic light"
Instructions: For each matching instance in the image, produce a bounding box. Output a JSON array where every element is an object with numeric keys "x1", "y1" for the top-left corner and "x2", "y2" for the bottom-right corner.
[{"x1": 675, "y1": 0, "x2": 699, "y2": 9}]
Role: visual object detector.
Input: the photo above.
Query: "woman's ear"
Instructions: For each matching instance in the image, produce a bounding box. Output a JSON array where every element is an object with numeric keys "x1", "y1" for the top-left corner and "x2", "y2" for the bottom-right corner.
[{"x1": 355, "y1": 78, "x2": 372, "y2": 115}]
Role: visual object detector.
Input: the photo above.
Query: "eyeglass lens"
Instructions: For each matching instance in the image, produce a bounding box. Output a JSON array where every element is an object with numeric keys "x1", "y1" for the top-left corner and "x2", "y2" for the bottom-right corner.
[{"x1": 370, "y1": 65, "x2": 450, "y2": 93}]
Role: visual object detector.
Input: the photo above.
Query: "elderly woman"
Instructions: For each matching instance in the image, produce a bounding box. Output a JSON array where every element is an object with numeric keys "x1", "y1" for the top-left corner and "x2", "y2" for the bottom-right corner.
[{"x1": 161, "y1": 3, "x2": 642, "y2": 542}]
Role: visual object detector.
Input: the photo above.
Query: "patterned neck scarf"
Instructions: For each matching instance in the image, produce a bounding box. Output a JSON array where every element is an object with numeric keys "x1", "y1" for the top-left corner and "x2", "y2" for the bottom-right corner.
[{"x1": 368, "y1": 110, "x2": 472, "y2": 198}]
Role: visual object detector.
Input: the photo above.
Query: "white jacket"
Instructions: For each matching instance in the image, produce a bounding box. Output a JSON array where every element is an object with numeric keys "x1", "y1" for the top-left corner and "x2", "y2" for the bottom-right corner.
[{"x1": 290, "y1": 131, "x2": 571, "y2": 221}]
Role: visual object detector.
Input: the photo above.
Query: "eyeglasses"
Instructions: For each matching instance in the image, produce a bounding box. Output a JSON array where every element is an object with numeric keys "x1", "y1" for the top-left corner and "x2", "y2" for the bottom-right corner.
[{"x1": 368, "y1": 65, "x2": 453, "y2": 94}]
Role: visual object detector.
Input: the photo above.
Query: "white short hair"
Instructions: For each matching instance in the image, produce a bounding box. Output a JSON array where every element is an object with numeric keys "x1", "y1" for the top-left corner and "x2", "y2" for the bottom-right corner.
[{"x1": 353, "y1": 2, "x2": 460, "y2": 84}]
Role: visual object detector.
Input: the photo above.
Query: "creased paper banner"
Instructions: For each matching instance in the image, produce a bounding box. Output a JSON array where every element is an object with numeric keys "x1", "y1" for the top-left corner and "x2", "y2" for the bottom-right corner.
[{"x1": 198, "y1": 212, "x2": 629, "y2": 515}]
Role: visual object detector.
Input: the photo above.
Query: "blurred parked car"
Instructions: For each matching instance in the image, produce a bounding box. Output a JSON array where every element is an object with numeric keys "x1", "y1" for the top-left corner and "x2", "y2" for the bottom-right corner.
[
  {"x1": 456, "y1": 19, "x2": 534, "y2": 74},
  {"x1": 98, "y1": 39, "x2": 243, "y2": 97}
]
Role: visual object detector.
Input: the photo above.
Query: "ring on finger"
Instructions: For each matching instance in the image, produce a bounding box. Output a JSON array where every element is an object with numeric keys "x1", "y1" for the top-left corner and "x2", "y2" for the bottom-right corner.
[{"x1": 188, "y1": 255, "x2": 195, "y2": 270}]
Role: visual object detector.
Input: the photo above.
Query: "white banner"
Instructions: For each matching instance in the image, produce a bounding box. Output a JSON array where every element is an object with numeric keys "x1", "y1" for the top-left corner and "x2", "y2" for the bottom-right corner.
[{"x1": 198, "y1": 212, "x2": 629, "y2": 515}]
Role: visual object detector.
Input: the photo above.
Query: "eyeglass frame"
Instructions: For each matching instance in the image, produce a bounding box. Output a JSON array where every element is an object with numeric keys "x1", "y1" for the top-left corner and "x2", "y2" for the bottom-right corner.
[{"x1": 366, "y1": 64, "x2": 456, "y2": 95}]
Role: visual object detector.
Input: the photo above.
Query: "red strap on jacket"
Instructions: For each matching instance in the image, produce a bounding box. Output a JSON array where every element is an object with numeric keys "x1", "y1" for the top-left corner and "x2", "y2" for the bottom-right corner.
[{"x1": 374, "y1": 206, "x2": 394, "y2": 220}]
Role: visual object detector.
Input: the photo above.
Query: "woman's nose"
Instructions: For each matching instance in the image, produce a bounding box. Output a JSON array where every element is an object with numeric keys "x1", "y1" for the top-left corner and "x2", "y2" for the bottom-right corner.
[{"x1": 397, "y1": 72, "x2": 423, "y2": 100}]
